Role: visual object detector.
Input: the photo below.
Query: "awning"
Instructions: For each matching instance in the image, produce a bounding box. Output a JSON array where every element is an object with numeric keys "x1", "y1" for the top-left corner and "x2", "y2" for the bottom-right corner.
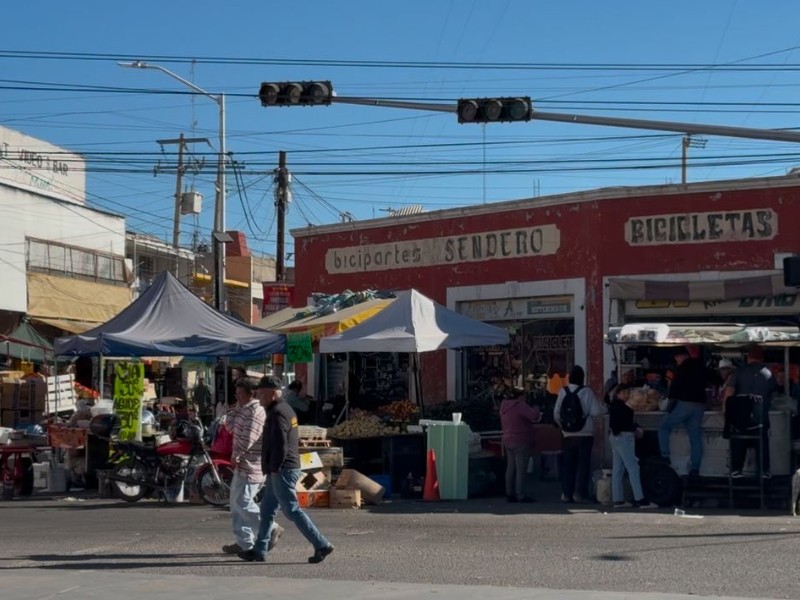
[
  {"x1": 608, "y1": 274, "x2": 792, "y2": 302},
  {"x1": 276, "y1": 298, "x2": 394, "y2": 344},
  {"x1": 27, "y1": 272, "x2": 131, "y2": 324},
  {"x1": 31, "y1": 317, "x2": 98, "y2": 335},
  {"x1": 253, "y1": 305, "x2": 314, "y2": 331},
  {"x1": 606, "y1": 323, "x2": 800, "y2": 346}
]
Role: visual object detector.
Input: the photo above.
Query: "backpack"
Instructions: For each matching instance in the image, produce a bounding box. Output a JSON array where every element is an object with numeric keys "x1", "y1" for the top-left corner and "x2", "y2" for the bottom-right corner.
[{"x1": 559, "y1": 385, "x2": 586, "y2": 433}]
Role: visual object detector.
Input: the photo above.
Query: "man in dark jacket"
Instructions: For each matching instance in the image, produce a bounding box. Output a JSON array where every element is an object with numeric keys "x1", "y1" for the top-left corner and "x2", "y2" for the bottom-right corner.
[
  {"x1": 238, "y1": 376, "x2": 334, "y2": 564},
  {"x1": 658, "y1": 346, "x2": 707, "y2": 476}
]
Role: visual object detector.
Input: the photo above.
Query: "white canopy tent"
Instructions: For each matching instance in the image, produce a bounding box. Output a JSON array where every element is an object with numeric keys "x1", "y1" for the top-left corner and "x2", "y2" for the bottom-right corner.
[
  {"x1": 319, "y1": 289, "x2": 509, "y2": 417},
  {"x1": 319, "y1": 289, "x2": 509, "y2": 353}
]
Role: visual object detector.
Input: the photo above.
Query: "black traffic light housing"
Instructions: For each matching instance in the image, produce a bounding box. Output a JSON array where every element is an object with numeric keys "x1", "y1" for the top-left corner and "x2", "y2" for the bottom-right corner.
[
  {"x1": 457, "y1": 97, "x2": 533, "y2": 124},
  {"x1": 258, "y1": 81, "x2": 333, "y2": 107}
]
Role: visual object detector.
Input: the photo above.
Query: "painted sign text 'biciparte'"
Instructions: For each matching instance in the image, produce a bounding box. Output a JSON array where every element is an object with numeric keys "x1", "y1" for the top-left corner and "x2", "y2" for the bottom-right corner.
[{"x1": 325, "y1": 225, "x2": 560, "y2": 274}]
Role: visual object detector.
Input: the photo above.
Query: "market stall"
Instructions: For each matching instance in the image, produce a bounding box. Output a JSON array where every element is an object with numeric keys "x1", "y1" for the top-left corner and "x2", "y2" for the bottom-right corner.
[
  {"x1": 605, "y1": 322, "x2": 800, "y2": 508},
  {"x1": 318, "y1": 289, "x2": 510, "y2": 498},
  {"x1": 38, "y1": 272, "x2": 287, "y2": 500}
]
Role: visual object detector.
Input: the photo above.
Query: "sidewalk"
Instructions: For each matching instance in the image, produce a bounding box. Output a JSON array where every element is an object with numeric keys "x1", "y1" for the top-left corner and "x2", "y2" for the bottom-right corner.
[{"x1": 0, "y1": 570, "x2": 780, "y2": 600}]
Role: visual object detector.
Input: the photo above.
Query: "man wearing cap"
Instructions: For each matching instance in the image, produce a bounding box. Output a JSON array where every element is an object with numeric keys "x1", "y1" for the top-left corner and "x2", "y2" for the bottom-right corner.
[
  {"x1": 717, "y1": 359, "x2": 736, "y2": 407},
  {"x1": 723, "y1": 346, "x2": 777, "y2": 479},
  {"x1": 238, "y1": 376, "x2": 334, "y2": 564},
  {"x1": 658, "y1": 345, "x2": 708, "y2": 477},
  {"x1": 221, "y1": 378, "x2": 283, "y2": 556}
]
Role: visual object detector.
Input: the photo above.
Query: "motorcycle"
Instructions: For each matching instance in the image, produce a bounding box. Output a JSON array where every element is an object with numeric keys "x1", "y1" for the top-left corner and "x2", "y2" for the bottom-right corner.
[{"x1": 101, "y1": 417, "x2": 234, "y2": 506}]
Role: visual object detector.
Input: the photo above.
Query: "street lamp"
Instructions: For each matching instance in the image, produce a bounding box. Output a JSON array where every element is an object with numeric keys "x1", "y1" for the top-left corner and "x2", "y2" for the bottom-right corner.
[{"x1": 119, "y1": 60, "x2": 227, "y2": 311}]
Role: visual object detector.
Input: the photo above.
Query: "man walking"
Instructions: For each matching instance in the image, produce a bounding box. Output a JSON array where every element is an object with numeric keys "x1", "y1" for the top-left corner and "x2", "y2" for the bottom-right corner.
[
  {"x1": 222, "y1": 378, "x2": 282, "y2": 556},
  {"x1": 658, "y1": 346, "x2": 707, "y2": 477},
  {"x1": 238, "y1": 376, "x2": 334, "y2": 563}
]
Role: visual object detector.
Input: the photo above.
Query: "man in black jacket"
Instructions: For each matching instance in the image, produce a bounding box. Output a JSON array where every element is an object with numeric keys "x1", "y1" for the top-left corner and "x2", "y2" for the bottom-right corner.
[
  {"x1": 238, "y1": 376, "x2": 334, "y2": 563},
  {"x1": 658, "y1": 346, "x2": 708, "y2": 477}
]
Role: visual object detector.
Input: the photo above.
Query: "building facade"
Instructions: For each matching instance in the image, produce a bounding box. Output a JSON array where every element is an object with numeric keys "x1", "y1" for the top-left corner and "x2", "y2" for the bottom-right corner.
[
  {"x1": 0, "y1": 126, "x2": 130, "y2": 335},
  {"x1": 292, "y1": 175, "x2": 800, "y2": 402}
]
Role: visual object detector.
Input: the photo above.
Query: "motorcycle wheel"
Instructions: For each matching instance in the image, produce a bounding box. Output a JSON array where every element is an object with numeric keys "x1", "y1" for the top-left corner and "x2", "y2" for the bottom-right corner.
[
  {"x1": 196, "y1": 463, "x2": 234, "y2": 507},
  {"x1": 111, "y1": 456, "x2": 151, "y2": 503}
]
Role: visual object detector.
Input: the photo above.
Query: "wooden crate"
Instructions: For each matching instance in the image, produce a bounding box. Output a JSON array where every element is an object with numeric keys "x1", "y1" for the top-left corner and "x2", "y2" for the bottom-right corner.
[{"x1": 297, "y1": 490, "x2": 330, "y2": 508}]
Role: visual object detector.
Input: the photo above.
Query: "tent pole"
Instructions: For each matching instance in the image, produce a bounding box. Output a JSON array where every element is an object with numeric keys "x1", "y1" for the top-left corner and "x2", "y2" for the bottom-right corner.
[
  {"x1": 413, "y1": 353, "x2": 424, "y2": 419},
  {"x1": 99, "y1": 353, "x2": 105, "y2": 398},
  {"x1": 53, "y1": 357, "x2": 59, "y2": 416}
]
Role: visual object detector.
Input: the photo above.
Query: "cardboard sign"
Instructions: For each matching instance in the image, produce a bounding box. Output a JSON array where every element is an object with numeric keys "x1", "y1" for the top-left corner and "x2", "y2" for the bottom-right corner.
[
  {"x1": 113, "y1": 362, "x2": 144, "y2": 441},
  {"x1": 287, "y1": 332, "x2": 313, "y2": 364}
]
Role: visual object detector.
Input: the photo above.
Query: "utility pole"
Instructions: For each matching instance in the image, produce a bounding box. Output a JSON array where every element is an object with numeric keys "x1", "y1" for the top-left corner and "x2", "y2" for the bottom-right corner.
[
  {"x1": 274, "y1": 151, "x2": 290, "y2": 282},
  {"x1": 155, "y1": 134, "x2": 209, "y2": 277},
  {"x1": 681, "y1": 134, "x2": 708, "y2": 184}
]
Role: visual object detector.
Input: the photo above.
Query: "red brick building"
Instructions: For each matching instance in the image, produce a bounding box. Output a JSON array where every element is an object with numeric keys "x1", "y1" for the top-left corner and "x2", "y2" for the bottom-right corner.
[{"x1": 292, "y1": 176, "x2": 800, "y2": 403}]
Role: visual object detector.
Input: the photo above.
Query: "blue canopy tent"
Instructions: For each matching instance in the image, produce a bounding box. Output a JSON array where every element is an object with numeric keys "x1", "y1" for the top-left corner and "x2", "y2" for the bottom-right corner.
[{"x1": 55, "y1": 272, "x2": 286, "y2": 397}]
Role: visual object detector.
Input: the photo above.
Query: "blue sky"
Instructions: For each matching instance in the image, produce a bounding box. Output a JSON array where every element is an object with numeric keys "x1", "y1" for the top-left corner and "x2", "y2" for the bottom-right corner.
[{"x1": 3, "y1": 1, "x2": 800, "y2": 261}]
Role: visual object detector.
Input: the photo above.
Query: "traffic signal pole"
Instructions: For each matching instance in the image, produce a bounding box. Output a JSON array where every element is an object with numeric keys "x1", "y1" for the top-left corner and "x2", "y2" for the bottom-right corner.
[{"x1": 332, "y1": 96, "x2": 800, "y2": 145}]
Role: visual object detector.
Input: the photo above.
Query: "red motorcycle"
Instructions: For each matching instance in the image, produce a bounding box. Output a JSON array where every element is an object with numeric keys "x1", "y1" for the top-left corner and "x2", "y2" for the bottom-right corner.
[{"x1": 96, "y1": 415, "x2": 234, "y2": 506}]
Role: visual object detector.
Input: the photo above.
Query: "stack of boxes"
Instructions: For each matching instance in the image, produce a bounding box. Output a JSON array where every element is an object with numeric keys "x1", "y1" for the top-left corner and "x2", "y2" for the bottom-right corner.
[
  {"x1": 297, "y1": 447, "x2": 386, "y2": 509},
  {"x1": 0, "y1": 378, "x2": 46, "y2": 428}
]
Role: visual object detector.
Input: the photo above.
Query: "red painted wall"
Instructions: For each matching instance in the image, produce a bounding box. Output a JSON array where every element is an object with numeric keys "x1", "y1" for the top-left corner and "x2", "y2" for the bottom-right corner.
[{"x1": 293, "y1": 180, "x2": 800, "y2": 396}]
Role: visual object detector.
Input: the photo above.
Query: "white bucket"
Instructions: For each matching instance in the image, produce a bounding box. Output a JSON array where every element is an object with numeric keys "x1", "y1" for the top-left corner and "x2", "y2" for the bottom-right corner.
[
  {"x1": 47, "y1": 464, "x2": 68, "y2": 493},
  {"x1": 163, "y1": 479, "x2": 185, "y2": 503}
]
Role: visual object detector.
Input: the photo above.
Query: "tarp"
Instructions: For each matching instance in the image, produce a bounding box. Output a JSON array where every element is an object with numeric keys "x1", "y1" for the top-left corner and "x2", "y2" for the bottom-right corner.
[
  {"x1": 608, "y1": 275, "x2": 793, "y2": 302},
  {"x1": 606, "y1": 323, "x2": 800, "y2": 346},
  {"x1": 55, "y1": 271, "x2": 286, "y2": 358},
  {"x1": 253, "y1": 305, "x2": 313, "y2": 331},
  {"x1": 277, "y1": 298, "x2": 394, "y2": 344},
  {"x1": 1, "y1": 321, "x2": 53, "y2": 362},
  {"x1": 27, "y1": 272, "x2": 132, "y2": 324},
  {"x1": 319, "y1": 289, "x2": 510, "y2": 354}
]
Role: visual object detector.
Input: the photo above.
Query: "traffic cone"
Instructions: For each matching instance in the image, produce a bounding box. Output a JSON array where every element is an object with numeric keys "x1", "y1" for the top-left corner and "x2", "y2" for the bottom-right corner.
[{"x1": 423, "y1": 448, "x2": 440, "y2": 502}]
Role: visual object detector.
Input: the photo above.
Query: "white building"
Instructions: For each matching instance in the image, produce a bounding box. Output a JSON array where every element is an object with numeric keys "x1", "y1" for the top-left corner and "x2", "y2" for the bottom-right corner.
[{"x1": 0, "y1": 126, "x2": 130, "y2": 334}]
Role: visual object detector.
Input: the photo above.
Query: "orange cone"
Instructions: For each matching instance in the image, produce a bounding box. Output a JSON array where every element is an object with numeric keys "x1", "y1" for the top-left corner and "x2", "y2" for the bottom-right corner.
[{"x1": 423, "y1": 448, "x2": 440, "y2": 502}]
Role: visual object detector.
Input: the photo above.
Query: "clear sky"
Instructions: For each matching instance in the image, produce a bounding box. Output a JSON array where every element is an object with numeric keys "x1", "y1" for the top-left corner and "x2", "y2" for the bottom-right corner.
[{"x1": 3, "y1": 1, "x2": 800, "y2": 262}]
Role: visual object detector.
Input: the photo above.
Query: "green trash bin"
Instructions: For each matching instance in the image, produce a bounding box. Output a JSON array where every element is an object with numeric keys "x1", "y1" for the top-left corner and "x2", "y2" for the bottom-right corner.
[{"x1": 426, "y1": 423, "x2": 469, "y2": 500}]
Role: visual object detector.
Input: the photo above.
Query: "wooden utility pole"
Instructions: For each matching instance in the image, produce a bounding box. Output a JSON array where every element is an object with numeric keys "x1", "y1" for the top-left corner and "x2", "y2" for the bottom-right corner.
[
  {"x1": 274, "y1": 151, "x2": 289, "y2": 281},
  {"x1": 155, "y1": 134, "x2": 209, "y2": 276}
]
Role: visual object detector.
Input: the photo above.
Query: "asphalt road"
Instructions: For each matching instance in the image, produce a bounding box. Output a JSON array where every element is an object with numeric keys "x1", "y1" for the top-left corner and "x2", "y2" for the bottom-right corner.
[{"x1": 1, "y1": 495, "x2": 799, "y2": 599}]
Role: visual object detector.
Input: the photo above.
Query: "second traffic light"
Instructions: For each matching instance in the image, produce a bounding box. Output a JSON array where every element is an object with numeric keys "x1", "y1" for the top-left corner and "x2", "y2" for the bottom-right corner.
[
  {"x1": 258, "y1": 81, "x2": 333, "y2": 107},
  {"x1": 457, "y1": 97, "x2": 532, "y2": 124}
]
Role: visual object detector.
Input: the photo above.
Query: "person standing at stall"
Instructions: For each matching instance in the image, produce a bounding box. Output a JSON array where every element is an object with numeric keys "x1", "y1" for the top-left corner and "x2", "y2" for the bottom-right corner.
[
  {"x1": 554, "y1": 365, "x2": 606, "y2": 504},
  {"x1": 608, "y1": 384, "x2": 654, "y2": 508},
  {"x1": 723, "y1": 346, "x2": 777, "y2": 479},
  {"x1": 192, "y1": 377, "x2": 213, "y2": 427},
  {"x1": 658, "y1": 346, "x2": 707, "y2": 477},
  {"x1": 500, "y1": 388, "x2": 541, "y2": 503}
]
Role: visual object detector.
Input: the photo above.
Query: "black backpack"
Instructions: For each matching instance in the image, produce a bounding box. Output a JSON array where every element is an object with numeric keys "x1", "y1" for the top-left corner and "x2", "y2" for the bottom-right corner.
[{"x1": 559, "y1": 385, "x2": 586, "y2": 433}]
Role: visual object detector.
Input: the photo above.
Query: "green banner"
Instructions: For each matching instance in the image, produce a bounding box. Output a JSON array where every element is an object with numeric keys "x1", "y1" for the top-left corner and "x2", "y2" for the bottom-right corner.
[
  {"x1": 113, "y1": 362, "x2": 145, "y2": 441},
  {"x1": 287, "y1": 332, "x2": 313, "y2": 364}
]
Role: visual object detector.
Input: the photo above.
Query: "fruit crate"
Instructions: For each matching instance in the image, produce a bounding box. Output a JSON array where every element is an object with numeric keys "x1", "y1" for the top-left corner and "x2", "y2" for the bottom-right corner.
[{"x1": 298, "y1": 425, "x2": 328, "y2": 441}]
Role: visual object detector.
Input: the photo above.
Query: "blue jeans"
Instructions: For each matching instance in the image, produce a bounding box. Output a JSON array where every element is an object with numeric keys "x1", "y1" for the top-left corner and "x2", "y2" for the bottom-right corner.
[
  {"x1": 253, "y1": 468, "x2": 330, "y2": 556},
  {"x1": 230, "y1": 470, "x2": 270, "y2": 550},
  {"x1": 658, "y1": 401, "x2": 705, "y2": 471},
  {"x1": 609, "y1": 432, "x2": 644, "y2": 502}
]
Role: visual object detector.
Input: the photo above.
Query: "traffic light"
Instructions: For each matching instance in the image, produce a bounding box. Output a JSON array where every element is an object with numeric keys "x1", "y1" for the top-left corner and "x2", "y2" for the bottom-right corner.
[
  {"x1": 457, "y1": 97, "x2": 532, "y2": 124},
  {"x1": 258, "y1": 81, "x2": 333, "y2": 107}
]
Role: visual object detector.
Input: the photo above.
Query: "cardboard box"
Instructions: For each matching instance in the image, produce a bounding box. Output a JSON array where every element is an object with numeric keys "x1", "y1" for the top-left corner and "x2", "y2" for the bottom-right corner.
[
  {"x1": 329, "y1": 488, "x2": 361, "y2": 509},
  {"x1": 302, "y1": 447, "x2": 344, "y2": 468},
  {"x1": 296, "y1": 470, "x2": 330, "y2": 492},
  {"x1": 300, "y1": 451, "x2": 324, "y2": 471},
  {"x1": 1, "y1": 409, "x2": 43, "y2": 428},
  {"x1": 297, "y1": 490, "x2": 329, "y2": 508},
  {"x1": 335, "y1": 469, "x2": 385, "y2": 505},
  {"x1": 1, "y1": 380, "x2": 46, "y2": 411}
]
